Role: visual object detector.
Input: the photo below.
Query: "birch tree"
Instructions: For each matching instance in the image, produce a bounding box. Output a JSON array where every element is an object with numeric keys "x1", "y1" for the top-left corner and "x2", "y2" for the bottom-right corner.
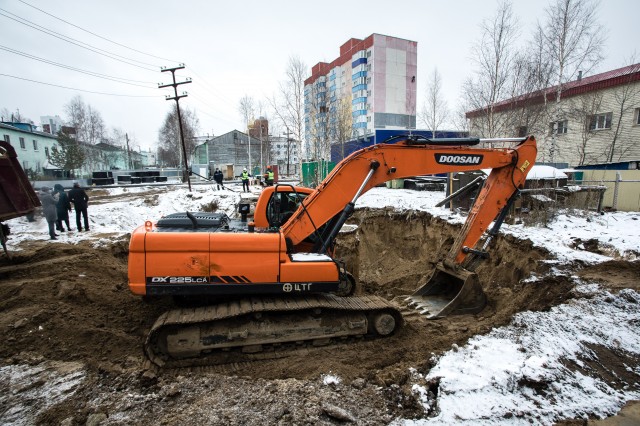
[
  {"x1": 419, "y1": 68, "x2": 449, "y2": 137},
  {"x1": 268, "y1": 55, "x2": 307, "y2": 177},
  {"x1": 462, "y1": 0, "x2": 519, "y2": 138},
  {"x1": 238, "y1": 95, "x2": 256, "y2": 172},
  {"x1": 536, "y1": 0, "x2": 606, "y2": 162}
]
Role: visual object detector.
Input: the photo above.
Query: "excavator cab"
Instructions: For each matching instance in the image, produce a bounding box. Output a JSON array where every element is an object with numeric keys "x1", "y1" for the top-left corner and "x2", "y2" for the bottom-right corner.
[{"x1": 266, "y1": 190, "x2": 308, "y2": 228}]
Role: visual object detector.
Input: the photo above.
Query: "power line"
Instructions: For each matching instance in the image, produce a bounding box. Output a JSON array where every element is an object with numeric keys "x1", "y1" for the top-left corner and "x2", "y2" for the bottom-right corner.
[
  {"x1": 0, "y1": 45, "x2": 158, "y2": 88},
  {"x1": 0, "y1": 73, "x2": 160, "y2": 97},
  {"x1": 188, "y1": 69, "x2": 237, "y2": 105},
  {"x1": 7, "y1": 2, "x2": 237, "y2": 117},
  {"x1": 0, "y1": 9, "x2": 160, "y2": 72},
  {"x1": 17, "y1": 0, "x2": 181, "y2": 64},
  {"x1": 188, "y1": 91, "x2": 240, "y2": 125}
]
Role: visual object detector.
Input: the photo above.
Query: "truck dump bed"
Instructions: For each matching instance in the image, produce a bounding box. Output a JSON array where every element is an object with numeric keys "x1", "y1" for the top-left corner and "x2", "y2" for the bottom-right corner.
[{"x1": 0, "y1": 140, "x2": 40, "y2": 222}]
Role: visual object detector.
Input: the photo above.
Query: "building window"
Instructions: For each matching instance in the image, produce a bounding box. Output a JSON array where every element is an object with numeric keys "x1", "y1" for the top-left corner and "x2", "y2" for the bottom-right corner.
[
  {"x1": 45, "y1": 147, "x2": 49, "y2": 157},
  {"x1": 635, "y1": 108, "x2": 640, "y2": 125},
  {"x1": 19, "y1": 137, "x2": 26, "y2": 149},
  {"x1": 588, "y1": 112, "x2": 612, "y2": 131},
  {"x1": 366, "y1": 50, "x2": 371, "y2": 58},
  {"x1": 549, "y1": 120, "x2": 568, "y2": 135},
  {"x1": 2, "y1": 135, "x2": 9, "y2": 143},
  {"x1": 33, "y1": 139, "x2": 38, "y2": 150},
  {"x1": 518, "y1": 126, "x2": 528, "y2": 137}
]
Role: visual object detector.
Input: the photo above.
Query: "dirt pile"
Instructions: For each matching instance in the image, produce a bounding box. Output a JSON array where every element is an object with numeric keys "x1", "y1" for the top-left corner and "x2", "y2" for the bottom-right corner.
[{"x1": 0, "y1": 199, "x2": 637, "y2": 425}]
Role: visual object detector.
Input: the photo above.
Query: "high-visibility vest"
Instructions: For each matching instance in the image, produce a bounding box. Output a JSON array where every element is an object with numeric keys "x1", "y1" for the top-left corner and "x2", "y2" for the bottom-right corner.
[
  {"x1": 267, "y1": 170, "x2": 274, "y2": 180},
  {"x1": 241, "y1": 171, "x2": 249, "y2": 180}
]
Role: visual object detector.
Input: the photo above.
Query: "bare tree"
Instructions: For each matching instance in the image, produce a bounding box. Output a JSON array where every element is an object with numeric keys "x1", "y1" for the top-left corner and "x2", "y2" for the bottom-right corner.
[
  {"x1": 158, "y1": 105, "x2": 200, "y2": 167},
  {"x1": 303, "y1": 80, "x2": 330, "y2": 186},
  {"x1": 63, "y1": 96, "x2": 106, "y2": 171},
  {"x1": 268, "y1": 56, "x2": 307, "y2": 177},
  {"x1": 419, "y1": 68, "x2": 449, "y2": 137},
  {"x1": 238, "y1": 95, "x2": 256, "y2": 171},
  {"x1": 536, "y1": 0, "x2": 606, "y2": 162},
  {"x1": 0, "y1": 107, "x2": 32, "y2": 123},
  {"x1": 64, "y1": 96, "x2": 86, "y2": 138},
  {"x1": 463, "y1": 0, "x2": 520, "y2": 138},
  {"x1": 566, "y1": 91, "x2": 603, "y2": 165},
  {"x1": 329, "y1": 95, "x2": 353, "y2": 161}
]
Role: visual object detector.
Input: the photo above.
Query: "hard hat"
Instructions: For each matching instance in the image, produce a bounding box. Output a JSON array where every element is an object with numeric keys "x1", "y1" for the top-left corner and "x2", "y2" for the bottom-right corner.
[{"x1": 243, "y1": 168, "x2": 247, "y2": 171}]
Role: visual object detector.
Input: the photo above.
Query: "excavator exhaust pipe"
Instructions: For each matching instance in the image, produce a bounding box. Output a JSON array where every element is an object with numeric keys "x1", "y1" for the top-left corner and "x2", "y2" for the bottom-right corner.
[{"x1": 407, "y1": 262, "x2": 486, "y2": 319}]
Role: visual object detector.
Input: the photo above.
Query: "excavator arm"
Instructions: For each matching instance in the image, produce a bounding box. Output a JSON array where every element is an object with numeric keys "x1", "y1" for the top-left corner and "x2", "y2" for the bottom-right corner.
[{"x1": 282, "y1": 135, "x2": 537, "y2": 266}]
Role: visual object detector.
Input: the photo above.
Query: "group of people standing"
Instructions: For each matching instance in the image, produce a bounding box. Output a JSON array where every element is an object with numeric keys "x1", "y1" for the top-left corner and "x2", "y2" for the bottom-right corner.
[
  {"x1": 211, "y1": 166, "x2": 275, "y2": 193},
  {"x1": 38, "y1": 182, "x2": 90, "y2": 240}
]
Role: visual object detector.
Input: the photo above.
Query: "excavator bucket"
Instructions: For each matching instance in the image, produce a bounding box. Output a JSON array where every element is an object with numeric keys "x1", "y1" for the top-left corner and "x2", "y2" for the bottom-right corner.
[{"x1": 407, "y1": 262, "x2": 486, "y2": 319}]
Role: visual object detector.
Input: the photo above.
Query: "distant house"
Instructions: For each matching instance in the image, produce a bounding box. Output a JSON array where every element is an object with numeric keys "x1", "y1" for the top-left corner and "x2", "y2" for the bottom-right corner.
[
  {"x1": 191, "y1": 129, "x2": 299, "y2": 178},
  {"x1": 190, "y1": 130, "x2": 258, "y2": 178},
  {"x1": 1, "y1": 121, "x2": 156, "y2": 179},
  {"x1": 466, "y1": 63, "x2": 640, "y2": 168},
  {"x1": 0, "y1": 122, "x2": 58, "y2": 177}
]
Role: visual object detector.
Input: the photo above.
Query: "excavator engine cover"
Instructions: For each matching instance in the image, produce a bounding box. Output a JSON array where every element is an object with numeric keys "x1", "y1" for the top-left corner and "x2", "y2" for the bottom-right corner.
[{"x1": 408, "y1": 262, "x2": 486, "y2": 319}]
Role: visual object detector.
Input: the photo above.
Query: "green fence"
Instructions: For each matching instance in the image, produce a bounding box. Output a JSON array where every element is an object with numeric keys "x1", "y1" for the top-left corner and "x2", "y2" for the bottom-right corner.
[{"x1": 302, "y1": 160, "x2": 336, "y2": 187}]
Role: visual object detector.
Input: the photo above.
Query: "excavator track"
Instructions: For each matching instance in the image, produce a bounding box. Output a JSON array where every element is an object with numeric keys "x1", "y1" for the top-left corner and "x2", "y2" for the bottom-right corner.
[{"x1": 145, "y1": 293, "x2": 403, "y2": 368}]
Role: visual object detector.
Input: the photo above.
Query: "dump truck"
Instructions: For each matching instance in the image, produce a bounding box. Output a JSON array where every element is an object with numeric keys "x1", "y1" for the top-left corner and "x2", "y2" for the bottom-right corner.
[
  {"x1": 0, "y1": 140, "x2": 41, "y2": 257},
  {"x1": 128, "y1": 135, "x2": 537, "y2": 367}
]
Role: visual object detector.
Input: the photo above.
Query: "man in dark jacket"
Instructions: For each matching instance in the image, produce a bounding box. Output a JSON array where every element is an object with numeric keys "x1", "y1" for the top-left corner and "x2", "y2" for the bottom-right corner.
[
  {"x1": 68, "y1": 182, "x2": 90, "y2": 232},
  {"x1": 213, "y1": 168, "x2": 224, "y2": 190},
  {"x1": 53, "y1": 184, "x2": 72, "y2": 232}
]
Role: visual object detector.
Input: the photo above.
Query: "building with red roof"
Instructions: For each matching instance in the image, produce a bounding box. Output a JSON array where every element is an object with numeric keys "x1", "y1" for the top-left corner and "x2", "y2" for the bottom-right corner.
[{"x1": 466, "y1": 63, "x2": 640, "y2": 167}]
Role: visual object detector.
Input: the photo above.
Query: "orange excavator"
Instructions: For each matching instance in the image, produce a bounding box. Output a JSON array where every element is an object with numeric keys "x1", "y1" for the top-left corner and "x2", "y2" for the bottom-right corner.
[{"x1": 128, "y1": 135, "x2": 537, "y2": 367}]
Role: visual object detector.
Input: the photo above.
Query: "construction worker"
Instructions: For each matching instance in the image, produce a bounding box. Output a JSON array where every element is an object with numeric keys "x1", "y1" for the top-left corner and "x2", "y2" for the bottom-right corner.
[
  {"x1": 241, "y1": 168, "x2": 250, "y2": 192},
  {"x1": 266, "y1": 167, "x2": 274, "y2": 186},
  {"x1": 213, "y1": 168, "x2": 224, "y2": 190}
]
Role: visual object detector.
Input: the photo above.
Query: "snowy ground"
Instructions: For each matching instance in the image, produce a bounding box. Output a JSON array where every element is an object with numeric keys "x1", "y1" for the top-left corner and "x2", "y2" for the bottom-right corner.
[{"x1": 3, "y1": 182, "x2": 639, "y2": 425}]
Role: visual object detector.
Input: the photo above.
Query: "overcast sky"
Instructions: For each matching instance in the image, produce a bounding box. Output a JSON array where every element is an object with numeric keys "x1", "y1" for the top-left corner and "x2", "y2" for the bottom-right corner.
[{"x1": 1, "y1": 0, "x2": 637, "y2": 150}]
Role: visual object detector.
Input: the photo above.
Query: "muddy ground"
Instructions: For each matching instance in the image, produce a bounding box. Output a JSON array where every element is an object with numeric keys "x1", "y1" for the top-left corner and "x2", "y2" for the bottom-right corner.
[{"x1": 0, "y1": 193, "x2": 638, "y2": 425}]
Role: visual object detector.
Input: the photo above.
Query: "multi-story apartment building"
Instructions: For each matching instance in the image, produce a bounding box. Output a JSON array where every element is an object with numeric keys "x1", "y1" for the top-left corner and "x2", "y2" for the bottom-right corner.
[
  {"x1": 304, "y1": 34, "x2": 417, "y2": 160},
  {"x1": 466, "y1": 63, "x2": 640, "y2": 167},
  {"x1": 40, "y1": 115, "x2": 65, "y2": 135}
]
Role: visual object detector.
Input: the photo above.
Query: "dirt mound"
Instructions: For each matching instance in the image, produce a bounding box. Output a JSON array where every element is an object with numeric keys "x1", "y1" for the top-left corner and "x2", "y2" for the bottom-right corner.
[{"x1": 0, "y1": 240, "x2": 169, "y2": 372}]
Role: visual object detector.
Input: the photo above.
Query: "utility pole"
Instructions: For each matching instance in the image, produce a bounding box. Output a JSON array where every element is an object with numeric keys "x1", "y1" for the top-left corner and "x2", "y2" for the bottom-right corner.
[
  {"x1": 125, "y1": 133, "x2": 132, "y2": 170},
  {"x1": 159, "y1": 64, "x2": 192, "y2": 191}
]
